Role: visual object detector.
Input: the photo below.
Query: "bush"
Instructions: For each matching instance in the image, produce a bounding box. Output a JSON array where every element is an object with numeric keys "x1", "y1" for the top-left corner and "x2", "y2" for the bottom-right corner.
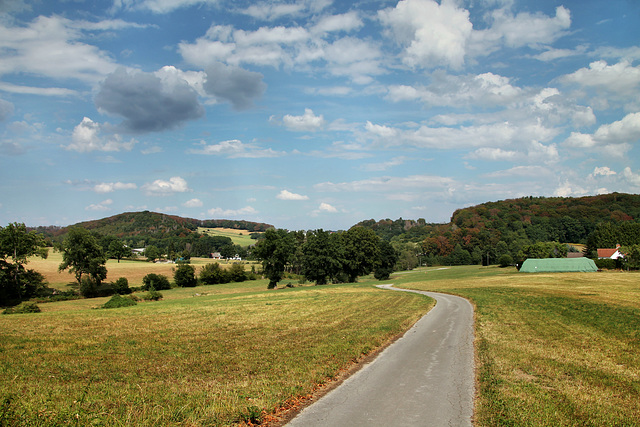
[
  {"x1": 498, "y1": 254, "x2": 514, "y2": 268},
  {"x1": 80, "y1": 276, "x2": 99, "y2": 298},
  {"x1": 174, "y1": 264, "x2": 197, "y2": 287},
  {"x1": 142, "y1": 288, "x2": 163, "y2": 301},
  {"x1": 101, "y1": 294, "x2": 137, "y2": 309},
  {"x1": 112, "y1": 277, "x2": 131, "y2": 294},
  {"x1": 228, "y1": 263, "x2": 247, "y2": 282},
  {"x1": 142, "y1": 273, "x2": 171, "y2": 291},
  {"x1": 595, "y1": 258, "x2": 618, "y2": 270},
  {"x1": 3, "y1": 301, "x2": 41, "y2": 315},
  {"x1": 200, "y1": 263, "x2": 226, "y2": 285}
]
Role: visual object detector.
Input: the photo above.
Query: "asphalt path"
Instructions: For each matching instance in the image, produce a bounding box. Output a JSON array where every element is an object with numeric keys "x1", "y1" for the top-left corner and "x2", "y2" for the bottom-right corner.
[{"x1": 286, "y1": 284, "x2": 475, "y2": 427}]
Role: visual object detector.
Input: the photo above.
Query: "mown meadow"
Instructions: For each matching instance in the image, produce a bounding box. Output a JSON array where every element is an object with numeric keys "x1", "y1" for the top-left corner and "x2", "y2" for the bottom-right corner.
[
  {"x1": 395, "y1": 266, "x2": 640, "y2": 427},
  {"x1": 2, "y1": 260, "x2": 639, "y2": 426},
  {"x1": 0, "y1": 276, "x2": 431, "y2": 426}
]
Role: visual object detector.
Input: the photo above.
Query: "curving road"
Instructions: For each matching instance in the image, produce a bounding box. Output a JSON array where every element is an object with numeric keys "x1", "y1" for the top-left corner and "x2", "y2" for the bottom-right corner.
[{"x1": 286, "y1": 284, "x2": 475, "y2": 427}]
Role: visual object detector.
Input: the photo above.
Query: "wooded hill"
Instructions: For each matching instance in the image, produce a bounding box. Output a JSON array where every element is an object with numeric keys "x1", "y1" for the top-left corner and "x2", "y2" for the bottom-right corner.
[
  {"x1": 34, "y1": 211, "x2": 272, "y2": 242},
  {"x1": 356, "y1": 193, "x2": 640, "y2": 265}
]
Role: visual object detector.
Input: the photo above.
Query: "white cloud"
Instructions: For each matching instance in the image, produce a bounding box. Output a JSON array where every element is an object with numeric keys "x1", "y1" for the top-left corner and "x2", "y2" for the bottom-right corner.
[
  {"x1": 0, "y1": 16, "x2": 118, "y2": 83},
  {"x1": 484, "y1": 165, "x2": 552, "y2": 179},
  {"x1": 561, "y1": 60, "x2": 640, "y2": 96},
  {"x1": 277, "y1": 190, "x2": 309, "y2": 200},
  {"x1": 282, "y1": 108, "x2": 326, "y2": 132},
  {"x1": 360, "y1": 157, "x2": 406, "y2": 172},
  {"x1": 379, "y1": 0, "x2": 472, "y2": 69},
  {"x1": 565, "y1": 112, "x2": 640, "y2": 149},
  {"x1": 554, "y1": 180, "x2": 588, "y2": 197},
  {"x1": 315, "y1": 174, "x2": 455, "y2": 193},
  {"x1": 93, "y1": 182, "x2": 137, "y2": 193},
  {"x1": 469, "y1": 147, "x2": 518, "y2": 161},
  {"x1": 188, "y1": 139, "x2": 284, "y2": 158},
  {"x1": 183, "y1": 198, "x2": 203, "y2": 207},
  {"x1": 592, "y1": 166, "x2": 616, "y2": 177},
  {"x1": 85, "y1": 199, "x2": 113, "y2": 211},
  {"x1": 64, "y1": 117, "x2": 136, "y2": 152},
  {"x1": 622, "y1": 167, "x2": 640, "y2": 188},
  {"x1": 318, "y1": 202, "x2": 338, "y2": 213},
  {"x1": 483, "y1": 6, "x2": 571, "y2": 49},
  {"x1": 207, "y1": 206, "x2": 258, "y2": 217},
  {"x1": 312, "y1": 11, "x2": 363, "y2": 34},
  {"x1": 142, "y1": 176, "x2": 190, "y2": 195}
]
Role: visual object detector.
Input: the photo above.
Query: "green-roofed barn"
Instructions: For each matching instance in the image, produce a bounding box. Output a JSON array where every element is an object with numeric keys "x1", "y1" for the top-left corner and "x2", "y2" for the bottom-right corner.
[{"x1": 520, "y1": 258, "x2": 598, "y2": 273}]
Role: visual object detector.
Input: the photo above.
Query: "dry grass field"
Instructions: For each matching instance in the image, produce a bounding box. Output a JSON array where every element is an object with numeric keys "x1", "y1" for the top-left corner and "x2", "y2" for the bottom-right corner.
[
  {"x1": 27, "y1": 250, "x2": 259, "y2": 290},
  {"x1": 394, "y1": 266, "x2": 640, "y2": 427}
]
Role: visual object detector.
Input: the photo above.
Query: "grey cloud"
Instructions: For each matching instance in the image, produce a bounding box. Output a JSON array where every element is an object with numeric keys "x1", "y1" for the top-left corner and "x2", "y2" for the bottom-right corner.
[
  {"x1": 95, "y1": 68, "x2": 204, "y2": 133},
  {"x1": 203, "y1": 62, "x2": 266, "y2": 110}
]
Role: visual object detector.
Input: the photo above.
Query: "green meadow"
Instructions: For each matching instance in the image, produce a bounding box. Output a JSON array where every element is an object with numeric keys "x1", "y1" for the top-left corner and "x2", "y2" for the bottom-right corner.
[
  {"x1": 197, "y1": 227, "x2": 260, "y2": 248},
  {"x1": 2, "y1": 264, "x2": 639, "y2": 426}
]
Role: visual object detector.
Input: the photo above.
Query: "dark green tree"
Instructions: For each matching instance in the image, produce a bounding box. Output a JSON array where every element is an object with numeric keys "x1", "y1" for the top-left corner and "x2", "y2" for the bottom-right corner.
[
  {"x1": 253, "y1": 228, "x2": 295, "y2": 289},
  {"x1": 144, "y1": 245, "x2": 161, "y2": 262},
  {"x1": 374, "y1": 239, "x2": 398, "y2": 280},
  {"x1": 302, "y1": 229, "x2": 342, "y2": 285},
  {"x1": 228, "y1": 263, "x2": 247, "y2": 282},
  {"x1": 108, "y1": 239, "x2": 132, "y2": 263},
  {"x1": 199, "y1": 262, "x2": 227, "y2": 285},
  {"x1": 142, "y1": 273, "x2": 171, "y2": 290},
  {"x1": 0, "y1": 223, "x2": 49, "y2": 304},
  {"x1": 342, "y1": 227, "x2": 381, "y2": 282},
  {"x1": 58, "y1": 227, "x2": 107, "y2": 285},
  {"x1": 174, "y1": 264, "x2": 197, "y2": 287}
]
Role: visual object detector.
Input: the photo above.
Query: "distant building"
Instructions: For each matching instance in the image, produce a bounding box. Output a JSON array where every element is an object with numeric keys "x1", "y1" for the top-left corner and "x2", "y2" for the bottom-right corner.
[
  {"x1": 597, "y1": 244, "x2": 625, "y2": 260},
  {"x1": 211, "y1": 252, "x2": 223, "y2": 259}
]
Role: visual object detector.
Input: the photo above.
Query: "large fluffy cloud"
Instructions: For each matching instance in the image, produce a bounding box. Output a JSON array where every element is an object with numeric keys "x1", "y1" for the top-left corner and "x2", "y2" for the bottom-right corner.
[
  {"x1": 64, "y1": 117, "x2": 136, "y2": 152},
  {"x1": 282, "y1": 108, "x2": 326, "y2": 131},
  {"x1": 565, "y1": 112, "x2": 640, "y2": 151},
  {"x1": 95, "y1": 68, "x2": 204, "y2": 133},
  {"x1": 379, "y1": 0, "x2": 472, "y2": 69},
  {"x1": 142, "y1": 176, "x2": 191, "y2": 195}
]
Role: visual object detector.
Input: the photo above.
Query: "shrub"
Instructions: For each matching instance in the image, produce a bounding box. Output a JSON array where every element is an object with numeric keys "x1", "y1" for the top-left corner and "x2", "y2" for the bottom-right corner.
[
  {"x1": 102, "y1": 294, "x2": 137, "y2": 309},
  {"x1": 174, "y1": 264, "x2": 197, "y2": 287},
  {"x1": 200, "y1": 263, "x2": 226, "y2": 285},
  {"x1": 228, "y1": 263, "x2": 247, "y2": 282},
  {"x1": 142, "y1": 288, "x2": 163, "y2": 301},
  {"x1": 595, "y1": 258, "x2": 618, "y2": 270},
  {"x1": 112, "y1": 277, "x2": 131, "y2": 294},
  {"x1": 80, "y1": 276, "x2": 99, "y2": 298},
  {"x1": 498, "y1": 254, "x2": 514, "y2": 268},
  {"x1": 142, "y1": 273, "x2": 171, "y2": 291},
  {"x1": 3, "y1": 301, "x2": 41, "y2": 315}
]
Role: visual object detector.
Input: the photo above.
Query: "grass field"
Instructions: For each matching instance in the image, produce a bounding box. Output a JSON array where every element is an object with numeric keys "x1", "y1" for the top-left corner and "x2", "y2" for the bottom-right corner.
[
  {"x1": 27, "y1": 251, "x2": 260, "y2": 290},
  {"x1": 198, "y1": 227, "x2": 260, "y2": 248},
  {"x1": 3, "y1": 260, "x2": 638, "y2": 426},
  {"x1": 0, "y1": 275, "x2": 431, "y2": 426},
  {"x1": 396, "y1": 266, "x2": 640, "y2": 427}
]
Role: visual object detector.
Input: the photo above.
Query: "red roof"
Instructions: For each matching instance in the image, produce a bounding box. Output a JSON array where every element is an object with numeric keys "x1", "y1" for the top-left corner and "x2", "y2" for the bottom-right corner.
[{"x1": 597, "y1": 248, "x2": 619, "y2": 258}]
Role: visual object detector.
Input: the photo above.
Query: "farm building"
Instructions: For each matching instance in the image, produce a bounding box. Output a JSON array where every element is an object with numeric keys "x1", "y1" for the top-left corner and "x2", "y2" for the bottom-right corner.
[
  {"x1": 597, "y1": 244, "x2": 625, "y2": 260},
  {"x1": 520, "y1": 258, "x2": 598, "y2": 273}
]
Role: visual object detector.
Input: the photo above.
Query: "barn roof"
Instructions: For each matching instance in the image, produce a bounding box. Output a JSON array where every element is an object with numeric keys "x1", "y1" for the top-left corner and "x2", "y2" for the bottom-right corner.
[{"x1": 520, "y1": 258, "x2": 598, "y2": 273}]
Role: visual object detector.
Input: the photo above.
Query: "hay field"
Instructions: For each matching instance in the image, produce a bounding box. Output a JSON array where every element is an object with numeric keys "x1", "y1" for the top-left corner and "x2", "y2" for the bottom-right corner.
[
  {"x1": 27, "y1": 251, "x2": 258, "y2": 289},
  {"x1": 198, "y1": 227, "x2": 260, "y2": 247},
  {"x1": 395, "y1": 266, "x2": 640, "y2": 426}
]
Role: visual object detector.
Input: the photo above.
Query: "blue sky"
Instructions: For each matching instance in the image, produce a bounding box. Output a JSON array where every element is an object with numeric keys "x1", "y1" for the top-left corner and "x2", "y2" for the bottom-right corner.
[{"x1": 1, "y1": 0, "x2": 639, "y2": 230}]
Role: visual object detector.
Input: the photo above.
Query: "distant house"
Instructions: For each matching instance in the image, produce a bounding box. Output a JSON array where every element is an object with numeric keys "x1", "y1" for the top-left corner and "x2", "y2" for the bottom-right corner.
[
  {"x1": 211, "y1": 252, "x2": 223, "y2": 259},
  {"x1": 132, "y1": 248, "x2": 145, "y2": 255},
  {"x1": 598, "y1": 244, "x2": 625, "y2": 260}
]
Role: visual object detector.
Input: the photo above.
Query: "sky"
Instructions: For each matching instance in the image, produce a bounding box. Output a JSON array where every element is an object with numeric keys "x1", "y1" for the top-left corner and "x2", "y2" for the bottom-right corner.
[{"x1": 0, "y1": 0, "x2": 639, "y2": 231}]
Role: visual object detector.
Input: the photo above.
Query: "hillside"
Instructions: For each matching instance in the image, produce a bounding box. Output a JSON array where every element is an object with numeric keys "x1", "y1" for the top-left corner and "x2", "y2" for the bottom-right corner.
[
  {"x1": 35, "y1": 211, "x2": 272, "y2": 241},
  {"x1": 356, "y1": 193, "x2": 640, "y2": 264}
]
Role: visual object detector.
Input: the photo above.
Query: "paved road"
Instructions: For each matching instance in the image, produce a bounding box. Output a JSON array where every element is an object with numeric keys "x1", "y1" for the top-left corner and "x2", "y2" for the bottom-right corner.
[{"x1": 286, "y1": 284, "x2": 475, "y2": 427}]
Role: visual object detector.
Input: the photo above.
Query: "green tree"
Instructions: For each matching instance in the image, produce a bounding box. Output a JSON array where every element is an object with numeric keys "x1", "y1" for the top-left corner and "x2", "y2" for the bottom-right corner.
[
  {"x1": 228, "y1": 263, "x2": 247, "y2": 282},
  {"x1": 302, "y1": 229, "x2": 342, "y2": 285},
  {"x1": 374, "y1": 240, "x2": 398, "y2": 280},
  {"x1": 108, "y1": 239, "x2": 132, "y2": 263},
  {"x1": 199, "y1": 262, "x2": 227, "y2": 285},
  {"x1": 58, "y1": 227, "x2": 107, "y2": 285},
  {"x1": 142, "y1": 273, "x2": 171, "y2": 290},
  {"x1": 144, "y1": 245, "x2": 161, "y2": 262},
  {"x1": 0, "y1": 223, "x2": 49, "y2": 304},
  {"x1": 342, "y1": 227, "x2": 381, "y2": 282},
  {"x1": 253, "y1": 228, "x2": 295, "y2": 289},
  {"x1": 174, "y1": 264, "x2": 197, "y2": 287}
]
